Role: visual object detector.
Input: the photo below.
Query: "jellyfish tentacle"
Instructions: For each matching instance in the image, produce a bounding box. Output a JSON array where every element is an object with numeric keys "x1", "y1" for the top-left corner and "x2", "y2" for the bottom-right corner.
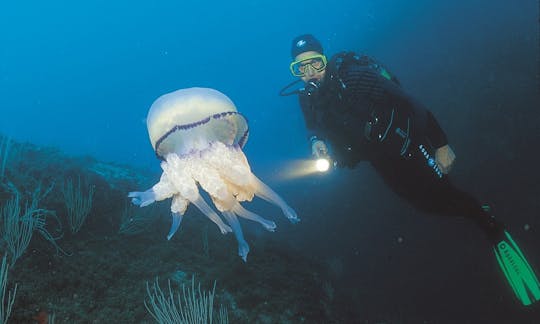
[
  {"x1": 128, "y1": 189, "x2": 156, "y2": 207},
  {"x1": 222, "y1": 211, "x2": 250, "y2": 262},
  {"x1": 190, "y1": 193, "x2": 232, "y2": 234},
  {"x1": 232, "y1": 202, "x2": 277, "y2": 232},
  {"x1": 167, "y1": 211, "x2": 184, "y2": 240},
  {"x1": 129, "y1": 168, "x2": 178, "y2": 207},
  {"x1": 166, "y1": 194, "x2": 189, "y2": 240},
  {"x1": 251, "y1": 175, "x2": 300, "y2": 224}
]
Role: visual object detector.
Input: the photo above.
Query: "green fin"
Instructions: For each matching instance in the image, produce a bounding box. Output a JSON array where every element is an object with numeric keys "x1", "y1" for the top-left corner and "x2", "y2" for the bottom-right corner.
[
  {"x1": 380, "y1": 68, "x2": 392, "y2": 81},
  {"x1": 494, "y1": 231, "x2": 540, "y2": 306}
]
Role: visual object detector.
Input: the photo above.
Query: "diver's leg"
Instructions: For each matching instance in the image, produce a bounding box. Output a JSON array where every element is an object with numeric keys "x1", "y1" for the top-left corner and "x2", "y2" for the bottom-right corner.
[
  {"x1": 438, "y1": 182, "x2": 505, "y2": 243},
  {"x1": 370, "y1": 151, "x2": 505, "y2": 242},
  {"x1": 372, "y1": 150, "x2": 539, "y2": 305},
  {"x1": 421, "y1": 175, "x2": 539, "y2": 306}
]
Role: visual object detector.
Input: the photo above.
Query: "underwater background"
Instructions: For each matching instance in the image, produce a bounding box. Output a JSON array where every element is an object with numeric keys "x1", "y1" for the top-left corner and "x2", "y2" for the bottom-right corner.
[{"x1": 1, "y1": 0, "x2": 539, "y2": 323}]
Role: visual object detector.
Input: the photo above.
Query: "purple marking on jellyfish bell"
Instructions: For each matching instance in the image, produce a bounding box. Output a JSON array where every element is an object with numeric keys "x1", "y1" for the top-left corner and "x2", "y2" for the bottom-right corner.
[
  {"x1": 238, "y1": 129, "x2": 248, "y2": 148},
  {"x1": 214, "y1": 111, "x2": 238, "y2": 119},
  {"x1": 154, "y1": 111, "x2": 249, "y2": 159}
]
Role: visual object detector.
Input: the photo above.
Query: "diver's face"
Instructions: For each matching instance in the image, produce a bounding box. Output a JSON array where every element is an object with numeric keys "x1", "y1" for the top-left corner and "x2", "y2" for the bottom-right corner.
[{"x1": 294, "y1": 51, "x2": 326, "y2": 83}]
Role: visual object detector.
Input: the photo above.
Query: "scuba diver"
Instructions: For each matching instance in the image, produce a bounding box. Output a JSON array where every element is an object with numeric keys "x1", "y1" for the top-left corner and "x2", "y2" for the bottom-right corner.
[{"x1": 280, "y1": 34, "x2": 540, "y2": 306}]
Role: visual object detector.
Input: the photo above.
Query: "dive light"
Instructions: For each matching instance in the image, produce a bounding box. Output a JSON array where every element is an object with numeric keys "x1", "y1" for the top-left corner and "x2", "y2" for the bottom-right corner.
[{"x1": 314, "y1": 147, "x2": 331, "y2": 173}]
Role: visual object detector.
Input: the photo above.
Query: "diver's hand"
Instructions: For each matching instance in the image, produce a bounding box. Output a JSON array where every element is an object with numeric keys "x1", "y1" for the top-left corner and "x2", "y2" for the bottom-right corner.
[
  {"x1": 435, "y1": 144, "x2": 456, "y2": 174},
  {"x1": 311, "y1": 139, "x2": 328, "y2": 158}
]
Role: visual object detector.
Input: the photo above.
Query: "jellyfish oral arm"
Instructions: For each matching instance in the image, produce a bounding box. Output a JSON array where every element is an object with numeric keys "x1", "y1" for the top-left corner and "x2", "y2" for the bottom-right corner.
[
  {"x1": 128, "y1": 140, "x2": 298, "y2": 262},
  {"x1": 189, "y1": 193, "x2": 232, "y2": 234},
  {"x1": 252, "y1": 175, "x2": 300, "y2": 224},
  {"x1": 128, "y1": 189, "x2": 156, "y2": 207},
  {"x1": 167, "y1": 211, "x2": 183, "y2": 240},
  {"x1": 128, "y1": 170, "x2": 176, "y2": 207},
  {"x1": 222, "y1": 211, "x2": 250, "y2": 262},
  {"x1": 231, "y1": 203, "x2": 276, "y2": 232}
]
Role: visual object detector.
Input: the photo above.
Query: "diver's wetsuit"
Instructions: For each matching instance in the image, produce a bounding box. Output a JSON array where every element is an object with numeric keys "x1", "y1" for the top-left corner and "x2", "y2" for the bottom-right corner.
[{"x1": 298, "y1": 52, "x2": 503, "y2": 242}]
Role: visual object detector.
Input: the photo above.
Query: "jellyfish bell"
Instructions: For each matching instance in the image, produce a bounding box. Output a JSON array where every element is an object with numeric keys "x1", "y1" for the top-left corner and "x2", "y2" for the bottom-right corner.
[
  {"x1": 129, "y1": 87, "x2": 299, "y2": 261},
  {"x1": 147, "y1": 87, "x2": 249, "y2": 158}
]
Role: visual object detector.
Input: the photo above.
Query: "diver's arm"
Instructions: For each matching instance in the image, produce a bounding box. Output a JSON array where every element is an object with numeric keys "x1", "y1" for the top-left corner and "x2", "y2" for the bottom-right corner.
[
  {"x1": 435, "y1": 144, "x2": 456, "y2": 174},
  {"x1": 381, "y1": 76, "x2": 456, "y2": 173},
  {"x1": 299, "y1": 94, "x2": 317, "y2": 131},
  {"x1": 425, "y1": 110, "x2": 448, "y2": 149},
  {"x1": 311, "y1": 137, "x2": 328, "y2": 158},
  {"x1": 299, "y1": 94, "x2": 326, "y2": 149},
  {"x1": 424, "y1": 110, "x2": 455, "y2": 173}
]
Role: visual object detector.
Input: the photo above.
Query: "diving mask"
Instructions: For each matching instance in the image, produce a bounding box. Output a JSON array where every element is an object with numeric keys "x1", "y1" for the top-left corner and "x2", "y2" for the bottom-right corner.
[{"x1": 290, "y1": 54, "x2": 327, "y2": 77}]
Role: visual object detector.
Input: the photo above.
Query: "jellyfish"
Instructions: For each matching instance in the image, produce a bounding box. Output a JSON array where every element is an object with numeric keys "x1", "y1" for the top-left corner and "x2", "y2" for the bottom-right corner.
[{"x1": 128, "y1": 87, "x2": 299, "y2": 261}]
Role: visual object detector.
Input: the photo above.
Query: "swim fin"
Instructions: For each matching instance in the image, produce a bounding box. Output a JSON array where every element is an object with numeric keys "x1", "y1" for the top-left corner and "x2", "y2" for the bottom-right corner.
[{"x1": 493, "y1": 230, "x2": 540, "y2": 306}]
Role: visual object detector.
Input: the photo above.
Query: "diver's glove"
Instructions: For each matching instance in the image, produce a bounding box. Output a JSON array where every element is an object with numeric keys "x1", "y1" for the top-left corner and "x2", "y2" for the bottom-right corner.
[
  {"x1": 311, "y1": 138, "x2": 328, "y2": 158},
  {"x1": 311, "y1": 138, "x2": 333, "y2": 172},
  {"x1": 434, "y1": 144, "x2": 456, "y2": 174}
]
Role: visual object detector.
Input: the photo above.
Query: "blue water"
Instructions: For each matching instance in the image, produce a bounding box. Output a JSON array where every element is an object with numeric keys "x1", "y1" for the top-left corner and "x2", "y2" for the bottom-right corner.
[
  {"x1": 3, "y1": 0, "x2": 532, "y2": 170},
  {"x1": 1, "y1": 0, "x2": 539, "y2": 322}
]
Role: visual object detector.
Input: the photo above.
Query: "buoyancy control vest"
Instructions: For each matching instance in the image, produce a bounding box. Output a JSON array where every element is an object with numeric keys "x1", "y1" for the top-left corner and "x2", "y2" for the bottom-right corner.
[{"x1": 300, "y1": 51, "x2": 421, "y2": 166}]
